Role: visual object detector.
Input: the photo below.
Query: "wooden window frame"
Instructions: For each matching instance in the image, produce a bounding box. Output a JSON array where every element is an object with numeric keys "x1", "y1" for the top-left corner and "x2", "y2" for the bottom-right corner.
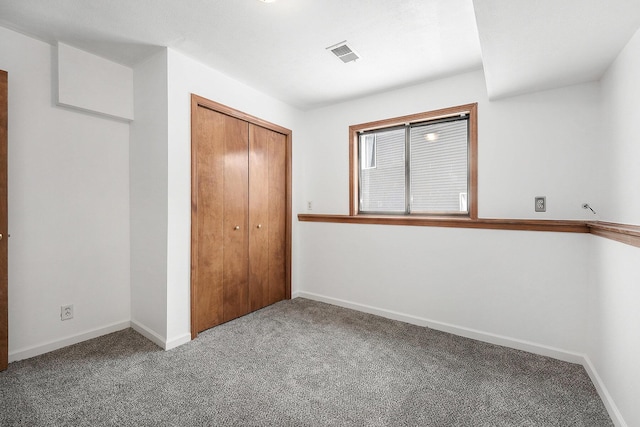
[{"x1": 349, "y1": 103, "x2": 478, "y2": 219}]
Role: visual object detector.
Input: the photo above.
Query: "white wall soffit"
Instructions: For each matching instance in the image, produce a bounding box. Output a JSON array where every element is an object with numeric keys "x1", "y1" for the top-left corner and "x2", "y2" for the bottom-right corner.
[
  {"x1": 57, "y1": 42, "x2": 134, "y2": 121},
  {"x1": 473, "y1": 0, "x2": 640, "y2": 100}
]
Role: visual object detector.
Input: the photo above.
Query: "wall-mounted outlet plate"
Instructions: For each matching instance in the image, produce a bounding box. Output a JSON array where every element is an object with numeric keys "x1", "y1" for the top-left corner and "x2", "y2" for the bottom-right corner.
[
  {"x1": 61, "y1": 304, "x2": 73, "y2": 321},
  {"x1": 535, "y1": 196, "x2": 546, "y2": 212}
]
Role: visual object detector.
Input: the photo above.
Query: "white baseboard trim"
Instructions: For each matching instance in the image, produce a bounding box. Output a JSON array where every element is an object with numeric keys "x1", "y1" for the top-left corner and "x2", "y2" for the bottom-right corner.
[
  {"x1": 8, "y1": 318, "x2": 192, "y2": 362},
  {"x1": 582, "y1": 355, "x2": 627, "y2": 427},
  {"x1": 130, "y1": 320, "x2": 166, "y2": 349},
  {"x1": 129, "y1": 321, "x2": 191, "y2": 351},
  {"x1": 296, "y1": 291, "x2": 583, "y2": 363},
  {"x1": 295, "y1": 291, "x2": 626, "y2": 426},
  {"x1": 8, "y1": 320, "x2": 131, "y2": 363},
  {"x1": 165, "y1": 333, "x2": 191, "y2": 351}
]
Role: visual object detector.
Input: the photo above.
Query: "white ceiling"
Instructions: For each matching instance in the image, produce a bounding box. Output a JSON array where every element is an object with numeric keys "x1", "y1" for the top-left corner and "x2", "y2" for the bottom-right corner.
[
  {"x1": 0, "y1": 0, "x2": 639, "y2": 109},
  {"x1": 474, "y1": 0, "x2": 640, "y2": 99}
]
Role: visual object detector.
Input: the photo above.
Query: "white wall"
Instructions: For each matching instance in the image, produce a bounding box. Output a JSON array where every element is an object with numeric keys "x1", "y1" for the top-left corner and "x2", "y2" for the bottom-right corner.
[
  {"x1": 479, "y1": 82, "x2": 601, "y2": 220},
  {"x1": 130, "y1": 50, "x2": 169, "y2": 345},
  {"x1": 600, "y1": 28, "x2": 640, "y2": 226},
  {"x1": 589, "y1": 27, "x2": 640, "y2": 427},
  {"x1": 589, "y1": 237, "x2": 640, "y2": 427},
  {"x1": 164, "y1": 49, "x2": 303, "y2": 347},
  {"x1": 299, "y1": 223, "x2": 590, "y2": 354},
  {"x1": 0, "y1": 26, "x2": 131, "y2": 360},
  {"x1": 297, "y1": 70, "x2": 600, "y2": 356},
  {"x1": 300, "y1": 70, "x2": 600, "y2": 220}
]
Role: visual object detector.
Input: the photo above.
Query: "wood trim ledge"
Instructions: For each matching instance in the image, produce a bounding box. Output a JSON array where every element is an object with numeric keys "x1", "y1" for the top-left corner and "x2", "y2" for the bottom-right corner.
[
  {"x1": 587, "y1": 221, "x2": 640, "y2": 248},
  {"x1": 297, "y1": 214, "x2": 589, "y2": 233}
]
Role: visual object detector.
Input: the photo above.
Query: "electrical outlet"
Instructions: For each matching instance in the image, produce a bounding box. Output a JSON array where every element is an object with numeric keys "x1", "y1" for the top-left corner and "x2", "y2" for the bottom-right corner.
[
  {"x1": 307, "y1": 201, "x2": 313, "y2": 211},
  {"x1": 535, "y1": 196, "x2": 546, "y2": 212},
  {"x1": 61, "y1": 305, "x2": 73, "y2": 321}
]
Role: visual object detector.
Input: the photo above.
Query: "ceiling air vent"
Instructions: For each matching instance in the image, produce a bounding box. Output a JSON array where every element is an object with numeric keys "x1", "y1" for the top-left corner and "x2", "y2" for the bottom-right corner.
[{"x1": 326, "y1": 41, "x2": 359, "y2": 63}]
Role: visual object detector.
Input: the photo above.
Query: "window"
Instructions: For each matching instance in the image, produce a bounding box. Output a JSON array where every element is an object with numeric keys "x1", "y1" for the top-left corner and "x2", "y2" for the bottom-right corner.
[{"x1": 349, "y1": 103, "x2": 477, "y2": 218}]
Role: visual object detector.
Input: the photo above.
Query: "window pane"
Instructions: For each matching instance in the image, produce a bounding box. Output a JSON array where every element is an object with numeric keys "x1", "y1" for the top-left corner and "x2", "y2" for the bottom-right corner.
[
  {"x1": 410, "y1": 119, "x2": 468, "y2": 213},
  {"x1": 360, "y1": 134, "x2": 376, "y2": 169},
  {"x1": 360, "y1": 128, "x2": 405, "y2": 212}
]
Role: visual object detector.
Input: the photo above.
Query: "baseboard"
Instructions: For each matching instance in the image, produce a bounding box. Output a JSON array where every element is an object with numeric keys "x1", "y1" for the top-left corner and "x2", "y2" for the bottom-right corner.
[
  {"x1": 296, "y1": 291, "x2": 583, "y2": 363},
  {"x1": 295, "y1": 291, "x2": 627, "y2": 426},
  {"x1": 129, "y1": 321, "x2": 191, "y2": 351},
  {"x1": 582, "y1": 355, "x2": 627, "y2": 427},
  {"x1": 165, "y1": 333, "x2": 191, "y2": 350},
  {"x1": 130, "y1": 320, "x2": 166, "y2": 349},
  {"x1": 8, "y1": 320, "x2": 131, "y2": 362}
]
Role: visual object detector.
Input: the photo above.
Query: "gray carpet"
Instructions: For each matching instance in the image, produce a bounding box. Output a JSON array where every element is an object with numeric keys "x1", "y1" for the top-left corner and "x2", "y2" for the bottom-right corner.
[{"x1": 0, "y1": 298, "x2": 612, "y2": 426}]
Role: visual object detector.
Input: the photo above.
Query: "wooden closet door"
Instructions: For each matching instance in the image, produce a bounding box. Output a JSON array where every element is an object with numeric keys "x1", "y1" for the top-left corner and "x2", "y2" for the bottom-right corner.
[
  {"x1": 192, "y1": 106, "x2": 249, "y2": 332},
  {"x1": 191, "y1": 94, "x2": 291, "y2": 339},
  {"x1": 249, "y1": 125, "x2": 286, "y2": 311}
]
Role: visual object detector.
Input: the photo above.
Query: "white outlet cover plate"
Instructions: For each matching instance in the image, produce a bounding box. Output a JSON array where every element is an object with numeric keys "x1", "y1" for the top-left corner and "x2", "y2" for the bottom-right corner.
[{"x1": 61, "y1": 305, "x2": 74, "y2": 320}]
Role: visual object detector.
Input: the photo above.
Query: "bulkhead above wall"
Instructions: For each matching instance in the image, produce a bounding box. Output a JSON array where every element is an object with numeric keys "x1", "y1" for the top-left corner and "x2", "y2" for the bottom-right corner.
[{"x1": 56, "y1": 42, "x2": 133, "y2": 122}]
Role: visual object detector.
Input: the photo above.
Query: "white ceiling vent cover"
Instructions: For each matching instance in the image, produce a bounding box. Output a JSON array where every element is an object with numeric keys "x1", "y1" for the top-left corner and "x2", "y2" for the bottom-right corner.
[{"x1": 326, "y1": 41, "x2": 360, "y2": 63}]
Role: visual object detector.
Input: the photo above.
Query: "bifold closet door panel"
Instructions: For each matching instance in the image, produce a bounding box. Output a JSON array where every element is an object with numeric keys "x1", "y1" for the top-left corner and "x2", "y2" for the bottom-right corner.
[
  {"x1": 193, "y1": 105, "x2": 224, "y2": 332},
  {"x1": 220, "y1": 114, "x2": 250, "y2": 323},
  {"x1": 193, "y1": 106, "x2": 249, "y2": 330},
  {"x1": 266, "y1": 130, "x2": 286, "y2": 306},
  {"x1": 249, "y1": 124, "x2": 286, "y2": 311},
  {"x1": 248, "y1": 125, "x2": 269, "y2": 311}
]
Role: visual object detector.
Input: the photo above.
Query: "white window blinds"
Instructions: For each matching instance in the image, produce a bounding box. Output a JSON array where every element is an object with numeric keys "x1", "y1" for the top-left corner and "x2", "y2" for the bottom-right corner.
[
  {"x1": 410, "y1": 119, "x2": 468, "y2": 213},
  {"x1": 359, "y1": 127, "x2": 405, "y2": 213},
  {"x1": 358, "y1": 116, "x2": 469, "y2": 215}
]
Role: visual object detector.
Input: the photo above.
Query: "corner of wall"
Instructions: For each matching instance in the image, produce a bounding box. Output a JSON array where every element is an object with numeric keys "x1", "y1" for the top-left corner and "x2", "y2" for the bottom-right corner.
[{"x1": 129, "y1": 47, "x2": 169, "y2": 340}]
